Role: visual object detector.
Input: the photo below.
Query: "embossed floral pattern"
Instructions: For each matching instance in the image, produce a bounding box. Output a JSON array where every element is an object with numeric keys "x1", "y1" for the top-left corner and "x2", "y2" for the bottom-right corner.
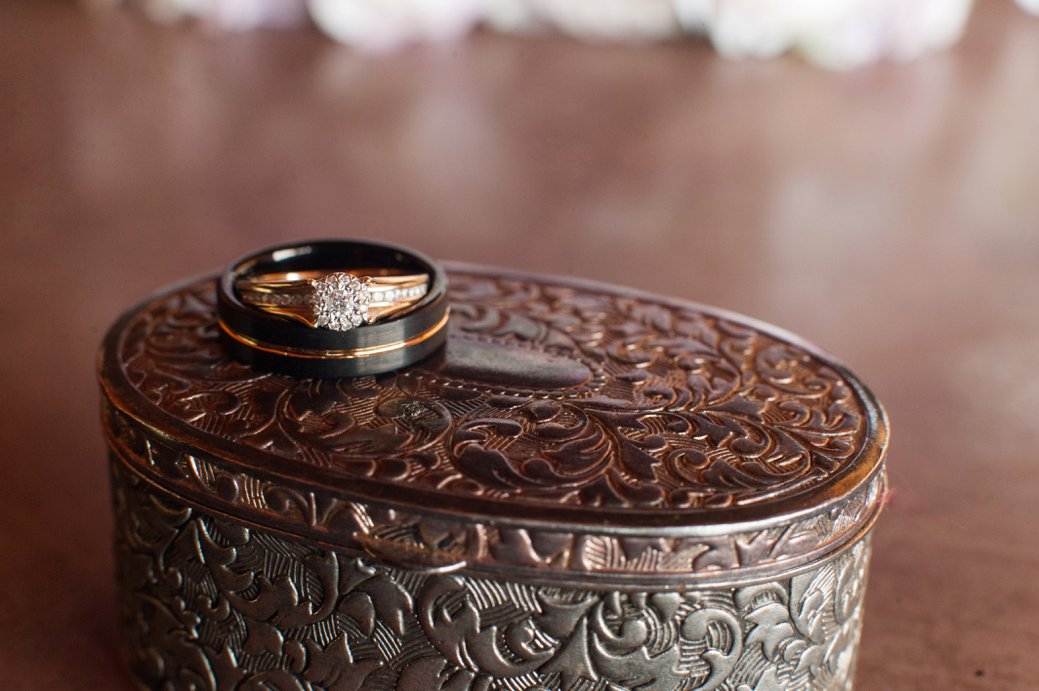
[
  {"x1": 113, "y1": 463, "x2": 867, "y2": 691},
  {"x1": 117, "y1": 271, "x2": 871, "y2": 513},
  {"x1": 106, "y1": 401, "x2": 883, "y2": 581}
]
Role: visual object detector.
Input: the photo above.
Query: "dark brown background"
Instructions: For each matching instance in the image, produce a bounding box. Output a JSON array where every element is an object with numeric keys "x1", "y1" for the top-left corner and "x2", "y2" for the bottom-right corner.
[{"x1": 2, "y1": 1, "x2": 1037, "y2": 688}]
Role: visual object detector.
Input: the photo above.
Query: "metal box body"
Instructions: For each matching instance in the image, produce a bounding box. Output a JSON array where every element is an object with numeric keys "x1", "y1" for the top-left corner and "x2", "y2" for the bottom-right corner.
[{"x1": 100, "y1": 267, "x2": 887, "y2": 690}]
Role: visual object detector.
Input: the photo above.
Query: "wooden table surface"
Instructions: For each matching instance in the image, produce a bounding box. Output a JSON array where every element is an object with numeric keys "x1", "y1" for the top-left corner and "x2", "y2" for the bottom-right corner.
[{"x1": 2, "y1": 1, "x2": 1037, "y2": 688}]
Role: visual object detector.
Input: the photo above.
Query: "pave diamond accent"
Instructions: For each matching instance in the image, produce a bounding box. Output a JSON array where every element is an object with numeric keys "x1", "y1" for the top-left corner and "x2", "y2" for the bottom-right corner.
[{"x1": 308, "y1": 273, "x2": 371, "y2": 331}]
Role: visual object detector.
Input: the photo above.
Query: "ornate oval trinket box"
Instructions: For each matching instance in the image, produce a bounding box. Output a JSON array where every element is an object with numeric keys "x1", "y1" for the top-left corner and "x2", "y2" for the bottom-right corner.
[{"x1": 99, "y1": 265, "x2": 887, "y2": 691}]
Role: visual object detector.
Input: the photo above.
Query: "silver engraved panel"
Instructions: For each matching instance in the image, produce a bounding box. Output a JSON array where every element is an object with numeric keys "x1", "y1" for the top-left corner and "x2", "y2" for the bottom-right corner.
[{"x1": 114, "y1": 462, "x2": 869, "y2": 691}]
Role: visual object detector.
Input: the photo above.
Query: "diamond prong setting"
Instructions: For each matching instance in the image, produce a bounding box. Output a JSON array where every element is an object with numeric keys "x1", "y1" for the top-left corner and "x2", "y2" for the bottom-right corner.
[{"x1": 309, "y1": 272, "x2": 372, "y2": 331}]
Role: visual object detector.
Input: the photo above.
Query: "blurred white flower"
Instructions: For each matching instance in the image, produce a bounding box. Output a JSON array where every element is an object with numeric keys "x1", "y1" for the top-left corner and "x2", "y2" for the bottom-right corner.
[
  {"x1": 204, "y1": 0, "x2": 309, "y2": 30},
  {"x1": 675, "y1": 0, "x2": 974, "y2": 69},
  {"x1": 798, "y1": 0, "x2": 974, "y2": 68},
  {"x1": 481, "y1": 0, "x2": 536, "y2": 32},
  {"x1": 486, "y1": 0, "x2": 681, "y2": 41},
  {"x1": 308, "y1": 0, "x2": 484, "y2": 52},
  {"x1": 89, "y1": 0, "x2": 995, "y2": 69},
  {"x1": 137, "y1": 0, "x2": 203, "y2": 24},
  {"x1": 129, "y1": 0, "x2": 308, "y2": 28},
  {"x1": 670, "y1": 0, "x2": 710, "y2": 33}
]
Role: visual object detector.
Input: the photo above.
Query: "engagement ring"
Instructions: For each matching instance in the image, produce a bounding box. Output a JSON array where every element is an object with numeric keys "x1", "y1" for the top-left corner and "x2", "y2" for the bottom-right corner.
[
  {"x1": 218, "y1": 239, "x2": 448, "y2": 377},
  {"x1": 236, "y1": 270, "x2": 429, "y2": 331}
]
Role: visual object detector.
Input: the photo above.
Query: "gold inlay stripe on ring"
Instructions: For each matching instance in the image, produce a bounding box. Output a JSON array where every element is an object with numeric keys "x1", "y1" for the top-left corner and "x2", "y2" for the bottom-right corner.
[{"x1": 218, "y1": 309, "x2": 449, "y2": 361}]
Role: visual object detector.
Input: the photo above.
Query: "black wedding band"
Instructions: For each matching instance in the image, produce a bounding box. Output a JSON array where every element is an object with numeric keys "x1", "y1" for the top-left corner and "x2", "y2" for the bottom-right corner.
[{"x1": 217, "y1": 239, "x2": 449, "y2": 377}]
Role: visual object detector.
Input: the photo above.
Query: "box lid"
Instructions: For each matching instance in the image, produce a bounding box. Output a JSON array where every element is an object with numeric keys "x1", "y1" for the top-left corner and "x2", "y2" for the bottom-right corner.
[{"x1": 99, "y1": 264, "x2": 887, "y2": 588}]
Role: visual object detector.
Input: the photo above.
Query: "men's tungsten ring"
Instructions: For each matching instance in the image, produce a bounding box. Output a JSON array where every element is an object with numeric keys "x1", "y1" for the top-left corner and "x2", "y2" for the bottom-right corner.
[{"x1": 216, "y1": 239, "x2": 448, "y2": 377}]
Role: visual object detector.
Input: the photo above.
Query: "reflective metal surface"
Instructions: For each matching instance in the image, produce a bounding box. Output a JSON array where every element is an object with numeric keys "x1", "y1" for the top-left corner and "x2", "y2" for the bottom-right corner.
[
  {"x1": 101, "y1": 267, "x2": 886, "y2": 689},
  {"x1": 113, "y1": 455, "x2": 871, "y2": 691}
]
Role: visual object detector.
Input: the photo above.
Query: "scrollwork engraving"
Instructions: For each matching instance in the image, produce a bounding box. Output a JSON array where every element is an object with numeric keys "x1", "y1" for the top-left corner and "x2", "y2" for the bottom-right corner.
[
  {"x1": 106, "y1": 407, "x2": 883, "y2": 582},
  {"x1": 114, "y1": 272, "x2": 872, "y2": 512},
  {"x1": 104, "y1": 268, "x2": 884, "y2": 689},
  {"x1": 113, "y1": 462, "x2": 867, "y2": 690}
]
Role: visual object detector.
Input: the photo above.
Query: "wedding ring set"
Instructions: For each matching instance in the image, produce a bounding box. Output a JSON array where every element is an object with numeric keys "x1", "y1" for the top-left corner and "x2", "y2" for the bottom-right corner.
[{"x1": 217, "y1": 240, "x2": 448, "y2": 377}]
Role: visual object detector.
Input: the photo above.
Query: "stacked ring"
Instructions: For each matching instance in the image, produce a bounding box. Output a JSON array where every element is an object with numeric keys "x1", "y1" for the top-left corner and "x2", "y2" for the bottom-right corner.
[{"x1": 217, "y1": 239, "x2": 449, "y2": 377}]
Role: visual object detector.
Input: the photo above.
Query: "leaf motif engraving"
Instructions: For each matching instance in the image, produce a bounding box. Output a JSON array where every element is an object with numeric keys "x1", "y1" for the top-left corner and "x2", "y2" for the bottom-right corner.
[
  {"x1": 113, "y1": 462, "x2": 870, "y2": 690},
  {"x1": 117, "y1": 272, "x2": 869, "y2": 511}
]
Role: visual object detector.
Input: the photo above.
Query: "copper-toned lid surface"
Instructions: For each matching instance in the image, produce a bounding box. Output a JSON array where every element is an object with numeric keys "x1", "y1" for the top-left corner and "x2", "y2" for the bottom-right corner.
[{"x1": 100, "y1": 264, "x2": 886, "y2": 586}]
